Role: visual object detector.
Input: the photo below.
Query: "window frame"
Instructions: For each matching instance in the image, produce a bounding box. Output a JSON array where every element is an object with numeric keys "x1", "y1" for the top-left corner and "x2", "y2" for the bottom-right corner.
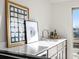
[{"x1": 72, "y1": 8, "x2": 79, "y2": 38}]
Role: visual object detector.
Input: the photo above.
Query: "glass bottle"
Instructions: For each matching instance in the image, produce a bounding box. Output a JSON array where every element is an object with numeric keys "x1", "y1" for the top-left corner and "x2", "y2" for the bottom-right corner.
[{"x1": 54, "y1": 30, "x2": 58, "y2": 39}]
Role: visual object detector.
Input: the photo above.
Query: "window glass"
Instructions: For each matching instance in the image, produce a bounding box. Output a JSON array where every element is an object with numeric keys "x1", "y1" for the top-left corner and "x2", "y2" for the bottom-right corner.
[{"x1": 73, "y1": 8, "x2": 79, "y2": 38}]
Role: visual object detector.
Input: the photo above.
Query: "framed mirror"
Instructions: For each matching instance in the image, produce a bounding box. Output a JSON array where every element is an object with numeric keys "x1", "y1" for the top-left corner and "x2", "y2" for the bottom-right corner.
[{"x1": 5, "y1": 0, "x2": 29, "y2": 48}]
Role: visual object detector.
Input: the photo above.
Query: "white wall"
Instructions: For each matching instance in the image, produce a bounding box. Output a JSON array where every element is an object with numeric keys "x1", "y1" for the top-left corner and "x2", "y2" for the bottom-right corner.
[
  {"x1": 0, "y1": 0, "x2": 78, "y2": 59},
  {"x1": 10, "y1": 0, "x2": 52, "y2": 38},
  {"x1": 0, "y1": 0, "x2": 52, "y2": 48},
  {"x1": 0, "y1": 0, "x2": 6, "y2": 48},
  {"x1": 51, "y1": 1, "x2": 79, "y2": 59}
]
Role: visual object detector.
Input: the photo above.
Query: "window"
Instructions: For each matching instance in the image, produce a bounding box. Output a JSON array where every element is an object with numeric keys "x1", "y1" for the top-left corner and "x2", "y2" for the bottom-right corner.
[{"x1": 72, "y1": 8, "x2": 79, "y2": 38}]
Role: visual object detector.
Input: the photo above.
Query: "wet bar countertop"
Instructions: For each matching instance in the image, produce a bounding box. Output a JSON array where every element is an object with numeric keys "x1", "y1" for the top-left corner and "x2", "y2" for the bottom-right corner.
[{"x1": 0, "y1": 39, "x2": 67, "y2": 56}]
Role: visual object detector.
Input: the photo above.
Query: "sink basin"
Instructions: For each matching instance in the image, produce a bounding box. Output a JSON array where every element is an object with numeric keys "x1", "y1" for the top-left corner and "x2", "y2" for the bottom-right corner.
[
  {"x1": 28, "y1": 41, "x2": 55, "y2": 47},
  {"x1": 38, "y1": 41, "x2": 55, "y2": 47}
]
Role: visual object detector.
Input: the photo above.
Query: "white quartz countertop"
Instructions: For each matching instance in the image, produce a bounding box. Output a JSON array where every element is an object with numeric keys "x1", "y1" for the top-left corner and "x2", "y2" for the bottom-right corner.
[{"x1": 0, "y1": 39, "x2": 67, "y2": 56}]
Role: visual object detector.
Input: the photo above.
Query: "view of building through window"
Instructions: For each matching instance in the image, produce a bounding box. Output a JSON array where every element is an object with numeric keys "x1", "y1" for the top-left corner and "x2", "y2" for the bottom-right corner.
[{"x1": 73, "y1": 8, "x2": 79, "y2": 38}]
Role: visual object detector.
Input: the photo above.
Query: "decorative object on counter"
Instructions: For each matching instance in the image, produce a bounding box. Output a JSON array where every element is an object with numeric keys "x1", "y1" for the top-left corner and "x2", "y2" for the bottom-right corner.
[
  {"x1": 53, "y1": 29, "x2": 58, "y2": 39},
  {"x1": 50, "y1": 29, "x2": 61, "y2": 39},
  {"x1": 25, "y1": 21, "x2": 39, "y2": 43},
  {"x1": 5, "y1": 0, "x2": 29, "y2": 48},
  {"x1": 42, "y1": 29, "x2": 50, "y2": 39},
  {"x1": 50, "y1": 31, "x2": 54, "y2": 39}
]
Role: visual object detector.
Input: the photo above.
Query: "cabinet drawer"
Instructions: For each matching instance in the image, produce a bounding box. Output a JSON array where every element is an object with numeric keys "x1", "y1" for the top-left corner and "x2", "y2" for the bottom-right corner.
[
  {"x1": 63, "y1": 41, "x2": 66, "y2": 47},
  {"x1": 51, "y1": 54, "x2": 57, "y2": 59},
  {"x1": 58, "y1": 49, "x2": 63, "y2": 59},
  {"x1": 48, "y1": 46, "x2": 57, "y2": 58},
  {"x1": 58, "y1": 43, "x2": 63, "y2": 51}
]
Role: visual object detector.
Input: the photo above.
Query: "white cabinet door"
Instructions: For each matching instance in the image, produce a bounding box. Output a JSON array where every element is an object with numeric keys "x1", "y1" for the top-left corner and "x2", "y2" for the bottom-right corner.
[
  {"x1": 48, "y1": 46, "x2": 57, "y2": 58},
  {"x1": 58, "y1": 50, "x2": 63, "y2": 59},
  {"x1": 51, "y1": 54, "x2": 58, "y2": 59},
  {"x1": 58, "y1": 43, "x2": 63, "y2": 51},
  {"x1": 63, "y1": 47, "x2": 66, "y2": 59},
  {"x1": 48, "y1": 40, "x2": 67, "y2": 59}
]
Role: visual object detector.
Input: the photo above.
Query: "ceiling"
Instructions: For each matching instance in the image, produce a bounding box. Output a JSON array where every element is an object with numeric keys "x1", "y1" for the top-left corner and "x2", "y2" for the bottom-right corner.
[{"x1": 50, "y1": 0, "x2": 77, "y2": 3}]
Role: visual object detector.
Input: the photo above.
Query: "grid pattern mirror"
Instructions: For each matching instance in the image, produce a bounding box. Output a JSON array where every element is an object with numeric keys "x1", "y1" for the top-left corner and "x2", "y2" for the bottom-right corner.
[{"x1": 5, "y1": 1, "x2": 29, "y2": 48}]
